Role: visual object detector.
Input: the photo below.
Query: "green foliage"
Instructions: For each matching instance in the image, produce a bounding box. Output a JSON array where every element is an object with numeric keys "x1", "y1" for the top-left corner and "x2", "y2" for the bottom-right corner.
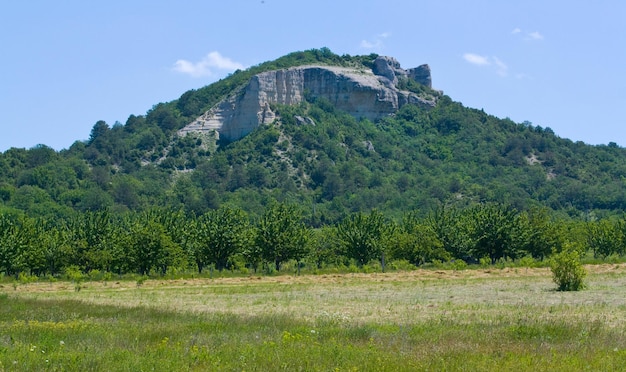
[
  {"x1": 2, "y1": 49, "x2": 626, "y2": 221},
  {"x1": 126, "y1": 216, "x2": 182, "y2": 276},
  {"x1": 3, "y1": 49, "x2": 626, "y2": 277},
  {"x1": 389, "y1": 212, "x2": 450, "y2": 266},
  {"x1": 550, "y1": 247, "x2": 587, "y2": 291},
  {"x1": 255, "y1": 202, "x2": 310, "y2": 272},
  {"x1": 464, "y1": 203, "x2": 521, "y2": 263},
  {"x1": 427, "y1": 205, "x2": 469, "y2": 260},
  {"x1": 587, "y1": 218, "x2": 625, "y2": 258},
  {"x1": 337, "y1": 210, "x2": 393, "y2": 267},
  {"x1": 517, "y1": 207, "x2": 563, "y2": 260},
  {"x1": 64, "y1": 265, "x2": 85, "y2": 291},
  {"x1": 1, "y1": 200, "x2": 626, "y2": 279},
  {"x1": 309, "y1": 226, "x2": 341, "y2": 269},
  {"x1": 193, "y1": 206, "x2": 252, "y2": 272}
]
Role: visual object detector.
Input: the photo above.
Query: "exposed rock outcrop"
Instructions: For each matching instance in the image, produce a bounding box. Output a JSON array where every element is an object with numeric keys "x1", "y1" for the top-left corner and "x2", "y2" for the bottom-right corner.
[
  {"x1": 408, "y1": 64, "x2": 432, "y2": 89},
  {"x1": 372, "y1": 56, "x2": 405, "y2": 85},
  {"x1": 179, "y1": 56, "x2": 437, "y2": 141}
]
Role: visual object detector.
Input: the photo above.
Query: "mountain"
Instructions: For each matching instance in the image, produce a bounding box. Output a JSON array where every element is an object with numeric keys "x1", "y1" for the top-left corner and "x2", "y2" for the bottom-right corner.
[{"x1": 1, "y1": 48, "x2": 625, "y2": 222}]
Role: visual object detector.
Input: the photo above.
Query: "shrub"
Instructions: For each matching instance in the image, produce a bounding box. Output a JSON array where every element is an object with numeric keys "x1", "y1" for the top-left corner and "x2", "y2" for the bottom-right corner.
[
  {"x1": 88, "y1": 269, "x2": 102, "y2": 281},
  {"x1": 64, "y1": 265, "x2": 85, "y2": 292},
  {"x1": 550, "y1": 248, "x2": 586, "y2": 291},
  {"x1": 18, "y1": 272, "x2": 38, "y2": 284}
]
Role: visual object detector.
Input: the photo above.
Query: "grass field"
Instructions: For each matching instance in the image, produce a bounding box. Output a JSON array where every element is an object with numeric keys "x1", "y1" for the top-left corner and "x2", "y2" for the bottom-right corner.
[{"x1": 2, "y1": 265, "x2": 626, "y2": 371}]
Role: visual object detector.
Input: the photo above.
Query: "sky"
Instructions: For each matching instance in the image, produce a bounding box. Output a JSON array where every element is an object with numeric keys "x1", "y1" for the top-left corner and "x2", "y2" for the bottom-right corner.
[{"x1": 1, "y1": 1, "x2": 625, "y2": 152}]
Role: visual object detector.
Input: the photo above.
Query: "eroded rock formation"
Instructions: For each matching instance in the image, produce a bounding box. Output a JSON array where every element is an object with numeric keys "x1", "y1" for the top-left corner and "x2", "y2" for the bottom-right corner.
[{"x1": 178, "y1": 56, "x2": 437, "y2": 141}]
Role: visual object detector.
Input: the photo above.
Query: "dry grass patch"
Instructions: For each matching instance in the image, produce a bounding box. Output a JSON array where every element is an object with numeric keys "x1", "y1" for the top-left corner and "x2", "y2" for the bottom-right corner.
[{"x1": 5, "y1": 264, "x2": 626, "y2": 327}]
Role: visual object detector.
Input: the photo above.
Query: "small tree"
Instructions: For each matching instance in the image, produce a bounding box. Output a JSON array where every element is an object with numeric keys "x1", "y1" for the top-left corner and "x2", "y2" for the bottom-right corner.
[
  {"x1": 389, "y1": 212, "x2": 450, "y2": 266},
  {"x1": 337, "y1": 210, "x2": 392, "y2": 269},
  {"x1": 586, "y1": 219, "x2": 624, "y2": 258},
  {"x1": 464, "y1": 203, "x2": 521, "y2": 263},
  {"x1": 255, "y1": 202, "x2": 310, "y2": 272},
  {"x1": 195, "y1": 206, "x2": 251, "y2": 272},
  {"x1": 128, "y1": 219, "x2": 180, "y2": 276},
  {"x1": 550, "y1": 248, "x2": 586, "y2": 291},
  {"x1": 427, "y1": 204, "x2": 470, "y2": 260}
]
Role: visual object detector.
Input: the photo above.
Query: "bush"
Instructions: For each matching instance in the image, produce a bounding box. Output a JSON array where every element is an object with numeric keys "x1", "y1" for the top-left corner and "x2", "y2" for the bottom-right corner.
[
  {"x1": 18, "y1": 272, "x2": 38, "y2": 284},
  {"x1": 550, "y1": 249, "x2": 586, "y2": 291},
  {"x1": 64, "y1": 265, "x2": 85, "y2": 291}
]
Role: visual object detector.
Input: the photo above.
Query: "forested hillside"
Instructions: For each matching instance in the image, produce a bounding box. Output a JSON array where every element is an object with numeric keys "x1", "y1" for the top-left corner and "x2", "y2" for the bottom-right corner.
[
  {"x1": 2, "y1": 48, "x2": 626, "y2": 277},
  {"x1": 2, "y1": 81, "x2": 625, "y2": 221}
]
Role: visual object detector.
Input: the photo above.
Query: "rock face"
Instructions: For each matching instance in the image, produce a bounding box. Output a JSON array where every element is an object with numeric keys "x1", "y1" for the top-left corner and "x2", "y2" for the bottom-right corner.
[
  {"x1": 179, "y1": 56, "x2": 437, "y2": 141},
  {"x1": 408, "y1": 64, "x2": 432, "y2": 89}
]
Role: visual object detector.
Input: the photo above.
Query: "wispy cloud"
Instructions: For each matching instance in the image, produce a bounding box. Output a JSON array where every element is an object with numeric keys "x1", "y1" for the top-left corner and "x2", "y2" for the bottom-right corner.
[
  {"x1": 463, "y1": 53, "x2": 491, "y2": 66},
  {"x1": 173, "y1": 51, "x2": 244, "y2": 78},
  {"x1": 463, "y1": 53, "x2": 509, "y2": 77},
  {"x1": 360, "y1": 32, "x2": 391, "y2": 50},
  {"x1": 512, "y1": 28, "x2": 545, "y2": 41},
  {"x1": 493, "y1": 57, "x2": 508, "y2": 77}
]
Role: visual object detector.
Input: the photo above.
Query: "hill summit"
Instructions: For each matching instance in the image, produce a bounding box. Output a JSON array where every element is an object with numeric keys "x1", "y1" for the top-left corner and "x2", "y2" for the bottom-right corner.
[{"x1": 178, "y1": 56, "x2": 438, "y2": 141}]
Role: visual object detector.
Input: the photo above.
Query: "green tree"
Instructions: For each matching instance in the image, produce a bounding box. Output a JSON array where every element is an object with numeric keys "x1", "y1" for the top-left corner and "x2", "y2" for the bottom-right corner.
[
  {"x1": 127, "y1": 218, "x2": 181, "y2": 275},
  {"x1": 26, "y1": 144, "x2": 57, "y2": 168},
  {"x1": 0, "y1": 213, "x2": 28, "y2": 276},
  {"x1": 194, "y1": 206, "x2": 251, "y2": 272},
  {"x1": 65, "y1": 210, "x2": 120, "y2": 273},
  {"x1": 19, "y1": 218, "x2": 46, "y2": 276},
  {"x1": 389, "y1": 212, "x2": 450, "y2": 266},
  {"x1": 112, "y1": 175, "x2": 141, "y2": 209},
  {"x1": 146, "y1": 208, "x2": 195, "y2": 268},
  {"x1": 88, "y1": 120, "x2": 111, "y2": 152},
  {"x1": 464, "y1": 203, "x2": 521, "y2": 263},
  {"x1": 427, "y1": 204, "x2": 469, "y2": 260},
  {"x1": 39, "y1": 221, "x2": 71, "y2": 276},
  {"x1": 337, "y1": 210, "x2": 393, "y2": 268},
  {"x1": 309, "y1": 226, "x2": 341, "y2": 269},
  {"x1": 517, "y1": 207, "x2": 564, "y2": 260},
  {"x1": 587, "y1": 219, "x2": 624, "y2": 258},
  {"x1": 255, "y1": 202, "x2": 310, "y2": 272}
]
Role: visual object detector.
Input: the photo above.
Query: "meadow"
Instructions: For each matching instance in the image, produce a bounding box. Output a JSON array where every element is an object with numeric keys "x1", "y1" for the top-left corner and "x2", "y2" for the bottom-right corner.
[{"x1": 1, "y1": 265, "x2": 626, "y2": 371}]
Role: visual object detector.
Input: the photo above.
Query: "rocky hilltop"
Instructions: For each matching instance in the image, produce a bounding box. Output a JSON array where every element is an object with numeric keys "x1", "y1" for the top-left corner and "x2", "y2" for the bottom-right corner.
[{"x1": 178, "y1": 56, "x2": 437, "y2": 141}]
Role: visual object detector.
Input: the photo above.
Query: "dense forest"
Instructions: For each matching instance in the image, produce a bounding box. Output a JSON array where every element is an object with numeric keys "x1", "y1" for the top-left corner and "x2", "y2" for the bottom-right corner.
[{"x1": 1, "y1": 48, "x2": 626, "y2": 278}]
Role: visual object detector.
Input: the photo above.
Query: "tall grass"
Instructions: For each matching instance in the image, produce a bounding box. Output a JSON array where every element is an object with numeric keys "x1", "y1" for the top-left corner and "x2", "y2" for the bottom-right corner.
[{"x1": 2, "y1": 268, "x2": 626, "y2": 370}]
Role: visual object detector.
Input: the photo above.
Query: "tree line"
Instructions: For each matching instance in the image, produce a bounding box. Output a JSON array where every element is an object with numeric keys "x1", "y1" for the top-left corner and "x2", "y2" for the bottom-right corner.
[{"x1": 1, "y1": 202, "x2": 625, "y2": 279}]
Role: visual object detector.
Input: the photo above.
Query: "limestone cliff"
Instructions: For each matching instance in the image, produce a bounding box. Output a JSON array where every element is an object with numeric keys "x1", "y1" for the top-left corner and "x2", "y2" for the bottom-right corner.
[{"x1": 178, "y1": 56, "x2": 438, "y2": 141}]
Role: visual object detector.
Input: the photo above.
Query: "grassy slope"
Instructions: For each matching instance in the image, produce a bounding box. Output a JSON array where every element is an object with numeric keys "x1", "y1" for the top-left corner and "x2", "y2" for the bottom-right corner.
[{"x1": 2, "y1": 266, "x2": 626, "y2": 371}]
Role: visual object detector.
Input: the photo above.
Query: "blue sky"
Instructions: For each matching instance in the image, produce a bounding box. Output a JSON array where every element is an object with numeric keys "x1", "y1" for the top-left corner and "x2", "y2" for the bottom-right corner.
[{"x1": 1, "y1": 1, "x2": 625, "y2": 151}]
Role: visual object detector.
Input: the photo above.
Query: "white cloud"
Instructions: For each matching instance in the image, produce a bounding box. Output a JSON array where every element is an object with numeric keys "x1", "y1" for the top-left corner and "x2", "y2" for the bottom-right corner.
[
  {"x1": 464, "y1": 54, "x2": 511, "y2": 77},
  {"x1": 493, "y1": 57, "x2": 508, "y2": 77},
  {"x1": 463, "y1": 53, "x2": 491, "y2": 66},
  {"x1": 360, "y1": 32, "x2": 391, "y2": 50},
  {"x1": 173, "y1": 51, "x2": 244, "y2": 78},
  {"x1": 512, "y1": 28, "x2": 544, "y2": 41}
]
